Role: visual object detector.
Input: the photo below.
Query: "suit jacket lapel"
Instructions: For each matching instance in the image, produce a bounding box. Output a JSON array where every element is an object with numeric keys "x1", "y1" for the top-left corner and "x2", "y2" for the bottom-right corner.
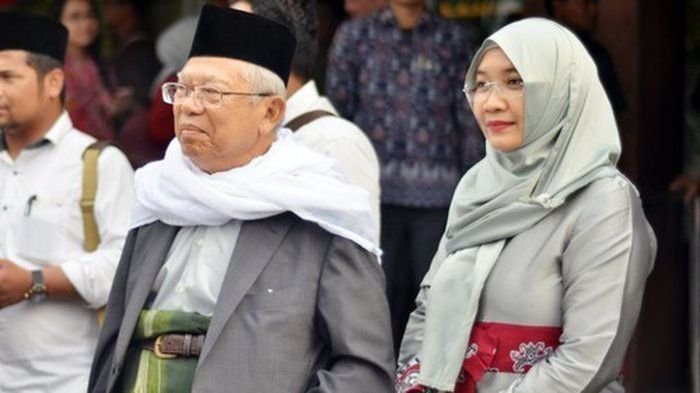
[
  {"x1": 198, "y1": 213, "x2": 294, "y2": 363},
  {"x1": 111, "y1": 222, "x2": 180, "y2": 371}
]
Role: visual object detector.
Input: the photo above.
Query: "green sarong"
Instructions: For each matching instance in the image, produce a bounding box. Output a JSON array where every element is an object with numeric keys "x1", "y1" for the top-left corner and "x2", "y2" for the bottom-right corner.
[{"x1": 116, "y1": 309, "x2": 211, "y2": 393}]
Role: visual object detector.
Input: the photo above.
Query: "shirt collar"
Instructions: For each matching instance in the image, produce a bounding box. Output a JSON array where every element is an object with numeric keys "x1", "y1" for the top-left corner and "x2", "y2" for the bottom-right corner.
[
  {"x1": 0, "y1": 111, "x2": 73, "y2": 152},
  {"x1": 378, "y1": 7, "x2": 436, "y2": 30},
  {"x1": 284, "y1": 81, "x2": 322, "y2": 124}
]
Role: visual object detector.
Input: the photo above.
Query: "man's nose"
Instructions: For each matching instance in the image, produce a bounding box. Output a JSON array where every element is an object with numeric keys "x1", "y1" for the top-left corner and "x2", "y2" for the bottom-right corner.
[{"x1": 179, "y1": 91, "x2": 205, "y2": 114}]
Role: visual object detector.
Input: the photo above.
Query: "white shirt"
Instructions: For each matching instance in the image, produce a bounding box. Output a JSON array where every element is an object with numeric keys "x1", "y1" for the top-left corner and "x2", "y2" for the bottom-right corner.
[
  {"x1": 151, "y1": 220, "x2": 242, "y2": 316},
  {"x1": 284, "y1": 81, "x2": 381, "y2": 233},
  {"x1": 0, "y1": 112, "x2": 134, "y2": 393}
]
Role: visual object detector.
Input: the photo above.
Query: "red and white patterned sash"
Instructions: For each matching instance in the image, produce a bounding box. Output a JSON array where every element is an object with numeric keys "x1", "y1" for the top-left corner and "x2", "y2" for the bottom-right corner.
[{"x1": 396, "y1": 322, "x2": 562, "y2": 393}]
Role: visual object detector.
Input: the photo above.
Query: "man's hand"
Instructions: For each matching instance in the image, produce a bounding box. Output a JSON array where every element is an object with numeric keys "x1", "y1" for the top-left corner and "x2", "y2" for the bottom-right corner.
[
  {"x1": 0, "y1": 259, "x2": 32, "y2": 308},
  {"x1": 670, "y1": 174, "x2": 700, "y2": 205}
]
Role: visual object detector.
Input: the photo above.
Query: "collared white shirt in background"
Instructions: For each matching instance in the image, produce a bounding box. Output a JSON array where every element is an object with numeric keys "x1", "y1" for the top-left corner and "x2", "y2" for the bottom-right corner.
[
  {"x1": 284, "y1": 81, "x2": 381, "y2": 235},
  {"x1": 151, "y1": 220, "x2": 242, "y2": 316},
  {"x1": 0, "y1": 112, "x2": 134, "y2": 393}
]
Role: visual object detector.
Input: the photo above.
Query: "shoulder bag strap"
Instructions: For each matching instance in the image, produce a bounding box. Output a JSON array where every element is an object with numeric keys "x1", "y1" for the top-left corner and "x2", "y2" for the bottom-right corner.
[
  {"x1": 285, "y1": 110, "x2": 336, "y2": 132},
  {"x1": 81, "y1": 141, "x2": 111, "y2": 252}
]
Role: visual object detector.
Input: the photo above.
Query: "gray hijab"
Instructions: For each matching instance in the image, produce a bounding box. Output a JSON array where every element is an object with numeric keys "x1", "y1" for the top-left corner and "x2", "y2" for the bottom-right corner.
[{"x1": 417, "y1": 18, "x2": 622, "y2": 390}]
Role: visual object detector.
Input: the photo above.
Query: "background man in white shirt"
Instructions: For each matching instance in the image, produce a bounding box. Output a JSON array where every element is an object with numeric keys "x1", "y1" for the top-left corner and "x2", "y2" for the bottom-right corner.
[
  {"x1": 0, "y1": 11, "x2": 134, "y2": 393},
  {"x1": 229, "y1": 0, "x2": 382, "y2": 232}
]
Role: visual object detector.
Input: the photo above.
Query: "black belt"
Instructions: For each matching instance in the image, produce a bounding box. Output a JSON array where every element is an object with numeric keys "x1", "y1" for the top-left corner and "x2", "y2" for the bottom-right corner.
[{"x1": 141, "y1": 334, "x2": 205, "y2": 359}]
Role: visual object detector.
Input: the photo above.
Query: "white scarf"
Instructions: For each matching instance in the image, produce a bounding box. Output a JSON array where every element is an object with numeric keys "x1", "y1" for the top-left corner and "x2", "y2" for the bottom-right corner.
[{"x1": 132, "y1": 128, "x2": 380, "y2": 256}]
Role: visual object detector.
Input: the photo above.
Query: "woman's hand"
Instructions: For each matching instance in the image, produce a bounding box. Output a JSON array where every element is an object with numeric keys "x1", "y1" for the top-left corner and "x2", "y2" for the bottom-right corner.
[
  {"x1": 670, "y1": 173, "x2": 700, "y2": 204},
  {"x1": 108, "y1": 86, "x2": 135, "y2": 118}
]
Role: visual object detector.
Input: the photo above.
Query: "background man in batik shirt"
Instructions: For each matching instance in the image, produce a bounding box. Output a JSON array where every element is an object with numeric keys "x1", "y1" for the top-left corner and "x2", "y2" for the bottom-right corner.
[{"x1": 326, "y1": 0, "x2": 484, "y2": 354}]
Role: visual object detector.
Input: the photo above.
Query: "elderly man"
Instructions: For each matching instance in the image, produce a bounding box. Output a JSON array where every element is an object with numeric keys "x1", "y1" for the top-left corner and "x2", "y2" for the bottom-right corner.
[
  {"x1": 88, "y1": 5, "x2": 394, "y2": 393},
  {"x1": 0, "y1": 11, "x2": 134, "y2": 393}
]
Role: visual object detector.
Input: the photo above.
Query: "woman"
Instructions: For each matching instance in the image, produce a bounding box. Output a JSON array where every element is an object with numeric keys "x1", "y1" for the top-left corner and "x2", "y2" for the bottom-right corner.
[
  {"x1": 395, "y1": 18, "x2": 656, "y2": 393},
  {"x1": 55, "y1": 0, "x2": 114, "y2": 140}
]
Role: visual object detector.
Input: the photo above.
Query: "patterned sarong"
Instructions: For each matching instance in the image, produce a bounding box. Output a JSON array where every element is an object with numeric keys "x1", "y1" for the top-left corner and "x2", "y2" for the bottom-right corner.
[{"x1": 117, "y1": 309, "x2": 211, "y2": 393}]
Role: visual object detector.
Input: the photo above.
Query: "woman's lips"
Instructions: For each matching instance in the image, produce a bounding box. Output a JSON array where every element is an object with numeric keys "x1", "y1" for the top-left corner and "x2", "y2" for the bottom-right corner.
[{"x1": 486, "y1": 120, "x2": 514, "y2": 132}]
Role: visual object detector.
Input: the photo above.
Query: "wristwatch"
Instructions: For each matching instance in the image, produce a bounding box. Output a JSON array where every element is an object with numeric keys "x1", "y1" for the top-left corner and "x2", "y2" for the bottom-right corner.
[{"x1": 23, "y1": 269, "x2": 48, "y2": 303}]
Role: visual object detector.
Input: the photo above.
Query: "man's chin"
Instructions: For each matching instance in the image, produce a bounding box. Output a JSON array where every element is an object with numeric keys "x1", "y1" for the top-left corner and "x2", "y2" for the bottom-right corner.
[
  {"x1": 0, "y1": 120, "x2": 17, "y2": 132},
  {"x1": 179, "y1": 145, "x2": 204, "y2": 163}
]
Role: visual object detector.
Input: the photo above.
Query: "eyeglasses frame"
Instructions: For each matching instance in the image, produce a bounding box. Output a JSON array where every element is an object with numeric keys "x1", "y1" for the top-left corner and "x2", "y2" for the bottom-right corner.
[{"x1": 161, "y1": 81, "x2": 273, "y2": 108}]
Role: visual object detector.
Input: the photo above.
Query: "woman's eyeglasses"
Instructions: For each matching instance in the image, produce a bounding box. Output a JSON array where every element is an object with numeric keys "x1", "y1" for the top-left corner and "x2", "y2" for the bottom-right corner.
[{"x1": 463, "y1": 79, "x2": 524, "y2": 105}]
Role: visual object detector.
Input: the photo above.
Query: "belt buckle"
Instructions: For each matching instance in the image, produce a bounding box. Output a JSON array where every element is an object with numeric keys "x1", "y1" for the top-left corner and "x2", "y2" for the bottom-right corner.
[{"x1": 154, "y1": 335, "x2": 177, "y2": 359}]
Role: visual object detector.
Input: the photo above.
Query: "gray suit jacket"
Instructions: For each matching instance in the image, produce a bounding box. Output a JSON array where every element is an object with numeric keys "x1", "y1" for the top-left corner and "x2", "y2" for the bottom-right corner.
[{"x1": 89, "y1": 213, "x2": 395, "y2": 392}]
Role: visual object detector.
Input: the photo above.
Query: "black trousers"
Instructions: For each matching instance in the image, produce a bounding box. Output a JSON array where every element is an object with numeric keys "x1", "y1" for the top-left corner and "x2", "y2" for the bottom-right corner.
[{"x1": 380, "y1": 204, "x2": 448, "y2": 357}]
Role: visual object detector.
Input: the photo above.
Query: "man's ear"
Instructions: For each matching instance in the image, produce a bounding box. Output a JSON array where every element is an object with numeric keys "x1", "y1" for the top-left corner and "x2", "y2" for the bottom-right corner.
[
  {"x1": 259, "y1": 95, "x2": 286, "y2": 135},
  {"x1": 43, "y1": 68, "x2": 64, "y2": 100}
]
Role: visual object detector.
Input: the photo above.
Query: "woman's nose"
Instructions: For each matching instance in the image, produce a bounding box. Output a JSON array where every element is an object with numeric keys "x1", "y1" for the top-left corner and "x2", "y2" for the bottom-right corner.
[{"x1": 481, "y1": 86, "x2": 507, "y2": 110}]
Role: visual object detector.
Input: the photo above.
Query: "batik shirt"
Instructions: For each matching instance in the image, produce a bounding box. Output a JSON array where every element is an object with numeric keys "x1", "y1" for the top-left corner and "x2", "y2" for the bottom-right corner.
[{"x1": 326, "y1": 8, "x2": 484, "y2": 208}]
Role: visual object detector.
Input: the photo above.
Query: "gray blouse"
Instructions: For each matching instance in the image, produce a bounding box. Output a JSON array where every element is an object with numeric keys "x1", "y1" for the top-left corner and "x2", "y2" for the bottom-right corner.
[{"x1": 399, "y1": 176, "x2": 656, "y2": 392}]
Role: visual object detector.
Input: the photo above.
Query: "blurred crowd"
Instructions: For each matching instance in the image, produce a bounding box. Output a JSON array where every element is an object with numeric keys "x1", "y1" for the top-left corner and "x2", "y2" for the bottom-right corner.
[{"x1": 2, "y1": 0, "x2": 197, "y2": 169}]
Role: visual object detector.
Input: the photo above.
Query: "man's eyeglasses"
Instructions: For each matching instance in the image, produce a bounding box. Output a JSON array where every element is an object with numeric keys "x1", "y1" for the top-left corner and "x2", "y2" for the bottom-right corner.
[
  {"x1": 463, "y1": 79, "x2": 524, "y2": 105},
  {"x1": 161, "y1": 82, "x2": 272, "y2": 108}
]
